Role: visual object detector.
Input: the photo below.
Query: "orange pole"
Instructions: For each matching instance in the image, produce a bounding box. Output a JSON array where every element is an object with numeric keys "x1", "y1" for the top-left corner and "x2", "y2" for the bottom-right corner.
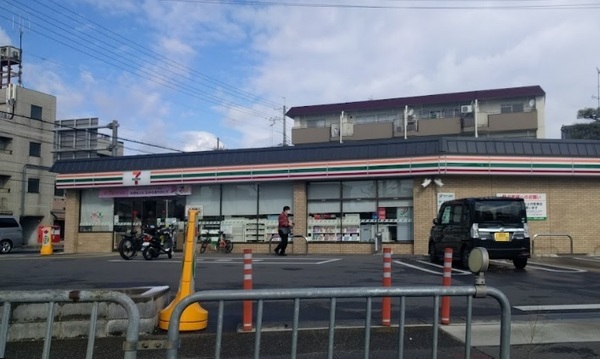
[
  {"x1": 441, "y1": 247, "x2": 453, "y2": 325},
  {"x1": 381, "y1": 247, "x2": 392, "y2": 326},
  {"x1": 242, "y1": 249, "x2": 253, "y2": 332}
]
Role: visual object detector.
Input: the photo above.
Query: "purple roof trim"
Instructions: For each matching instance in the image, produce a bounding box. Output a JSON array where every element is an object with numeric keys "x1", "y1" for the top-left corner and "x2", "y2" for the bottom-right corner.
[{"x1": 286, "y1": 85, "x2": 545, "y2": 118}]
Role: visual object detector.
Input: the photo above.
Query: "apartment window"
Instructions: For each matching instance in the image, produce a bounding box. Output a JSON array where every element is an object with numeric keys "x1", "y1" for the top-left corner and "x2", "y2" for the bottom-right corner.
[
  {"x1": 54, "y1": 185, "x2": 65, "y2": 196},
  {"x1": 27, "y1": 178, "x2": 40, "y2": 193},
  {"x1": 30, "y1": 105, "x2": 43, "y2": 120},
  {"x1": 29, "y1": 142, "x2": 41, "y2": 157},
  {"x1": 0, "y1": 136, "x2": 11, "y2": 154},
  {"x1": 500, "y1": 103, "x2": 524, "y2": 114}
]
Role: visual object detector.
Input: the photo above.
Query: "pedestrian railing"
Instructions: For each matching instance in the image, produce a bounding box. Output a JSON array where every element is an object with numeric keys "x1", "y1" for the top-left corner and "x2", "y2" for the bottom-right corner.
[
  {"x1": 532, "y1": 233, "x2": 574, "y2": 255},
  {"x1": 0, "y1": 289, "x2": 140, "y2": 359},
  {"x1": 165, "y1": 285, "x2": 511, "y2": 359}
]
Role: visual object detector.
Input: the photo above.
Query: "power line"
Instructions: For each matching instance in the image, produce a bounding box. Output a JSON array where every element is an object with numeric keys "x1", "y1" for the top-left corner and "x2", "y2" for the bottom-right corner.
[
  {"x1": 0, "y1": 110, "x2": 185, "y2": 153},
  {"x1": 5, "y1": 1, "x2": 280, "y2": 120},
  {"x1": 161, "y1": 0, "x2": 600, "y2": 10},
  {"x1": 38, "y1": 0, "x2": 281, "y2": 109}
]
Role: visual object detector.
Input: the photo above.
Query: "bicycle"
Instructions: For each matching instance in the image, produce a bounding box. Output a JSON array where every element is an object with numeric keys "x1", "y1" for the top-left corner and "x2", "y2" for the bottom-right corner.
[{"x1": 198, "y1": 231, "x2": 233, "y2": 254}]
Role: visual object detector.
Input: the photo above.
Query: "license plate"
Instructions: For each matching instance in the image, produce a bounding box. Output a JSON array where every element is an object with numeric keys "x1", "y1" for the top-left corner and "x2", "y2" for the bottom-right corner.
[
  {"x1": 494, "y1": 232, "x2": 510, "y2": 242},
  {"x1": 142, "y1": 242, "x2": 150, "y2": 247}
]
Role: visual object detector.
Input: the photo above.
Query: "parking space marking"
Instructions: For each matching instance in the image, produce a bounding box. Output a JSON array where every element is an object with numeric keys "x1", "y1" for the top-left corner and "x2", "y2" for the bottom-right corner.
[
  {"x1": 572, "y1": 256, "x2": 600, "y2": 263},
  {"x1": 415, "y1": 260, "x2": 472, "y2": 275},
  {"x1": 490, "y1": 260, "x2": 587, "y2": 273},
  {"x1": 108, "y1": 257, "x2": 340, "y2": 265},
  {"x1": 394, "y1": 260, "x2": 471, "y2": 276},
  {"x1": 515, "y1": 304, "x2": 600, "y2": 312}
]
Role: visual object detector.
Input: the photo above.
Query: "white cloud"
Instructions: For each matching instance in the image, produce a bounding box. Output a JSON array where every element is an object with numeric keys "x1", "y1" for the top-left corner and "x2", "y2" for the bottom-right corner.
[
  {"x1": 181, "y1": 131, "x2": 220, "y2": 151},
  {"x1": 241, "y1": 5, "x2": 600, "y2": 140}
]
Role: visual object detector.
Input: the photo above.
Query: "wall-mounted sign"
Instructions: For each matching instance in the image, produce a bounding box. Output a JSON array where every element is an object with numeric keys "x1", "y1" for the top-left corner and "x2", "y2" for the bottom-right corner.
[
  {"x1": 123, "y1": 170, "x2": 151, "y2": 186},
  {"x1": 496, "y1": 193, "x2": 547, "y2": 220},
  {"x1": 99, "y1": 185, "x2": 192, "y2": 198},
  {"x1": 437, "y1": 192, "x2": 455, "y2": 212}
]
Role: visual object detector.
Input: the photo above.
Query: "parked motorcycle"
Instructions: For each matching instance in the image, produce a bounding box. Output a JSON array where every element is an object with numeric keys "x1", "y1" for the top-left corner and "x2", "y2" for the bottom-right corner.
[
  {"x1": 142, "y1": 224, "x2": 174, "y2": 260},
  {"x1": 118, "y1": 230, "x2": 146, "y2": 260}
]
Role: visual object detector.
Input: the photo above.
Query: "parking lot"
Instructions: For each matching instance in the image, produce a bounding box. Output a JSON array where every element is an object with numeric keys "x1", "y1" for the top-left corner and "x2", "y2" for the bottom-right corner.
[{"x1": 2, "y1": 251, "x2": 600, "y2": 358}]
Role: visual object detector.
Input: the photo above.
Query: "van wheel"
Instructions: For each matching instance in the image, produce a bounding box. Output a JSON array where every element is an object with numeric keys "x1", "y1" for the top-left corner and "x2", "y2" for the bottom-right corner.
[
  {"x1": 461, "y1": 246, "x2": 471, "y2": 269},
  {"x1": 0, "y1": 240, "x2": 12, "y2": 254},
  {"x1": 428, "y1": 242, "x2": 439, "y2": 263},
  {"x1": 513, "y1": 257, "x2": 528, "y2": 269}
]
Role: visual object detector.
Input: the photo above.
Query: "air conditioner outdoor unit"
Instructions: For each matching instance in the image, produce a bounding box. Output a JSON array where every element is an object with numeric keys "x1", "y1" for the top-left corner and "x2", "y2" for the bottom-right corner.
[
  {"x1": 461, "y1": 105, "x2": 473, "y2": 113},
  {"x1": 330, "y1": 124, "x2": 340, "y2": 137},
  {"x1": 10, "y1": 49, "x2": 20, "y2": 60}
]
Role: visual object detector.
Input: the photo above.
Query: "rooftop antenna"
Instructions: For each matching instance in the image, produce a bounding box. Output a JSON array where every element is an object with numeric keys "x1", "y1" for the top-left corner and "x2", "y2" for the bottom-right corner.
[{"x1": 13, "y1": 16, "x2": 29, "y2": 86}]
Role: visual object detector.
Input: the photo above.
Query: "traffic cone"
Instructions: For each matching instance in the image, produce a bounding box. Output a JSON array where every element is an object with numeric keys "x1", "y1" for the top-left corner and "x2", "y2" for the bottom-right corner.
[
  {"x1": 40, "y1": 226, "x2": 53, "y2": 256},
  {"x1": 159, "y1": 209, "x2": 207, "y2": 331}
]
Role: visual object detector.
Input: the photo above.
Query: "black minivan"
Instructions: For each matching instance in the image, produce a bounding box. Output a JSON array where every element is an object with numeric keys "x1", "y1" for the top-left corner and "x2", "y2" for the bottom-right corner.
[{"x1": 428, "y1": 197, "x2": 530, "y2": 269}]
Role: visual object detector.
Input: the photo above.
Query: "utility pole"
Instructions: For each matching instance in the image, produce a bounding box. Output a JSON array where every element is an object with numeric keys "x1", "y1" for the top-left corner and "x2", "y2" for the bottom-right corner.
[
  {"x1": 596, "y1": 67, "x2": 600, "y2": 109},
  {"x1": 106, "y1": 120, "x2": 119, "y2": 156},
  {"x1": 282, "y1": 102, "x2": 287, "y2": 146},
  {"x1": 474, "y1": 99, "x2": 479, "y2": 138}
]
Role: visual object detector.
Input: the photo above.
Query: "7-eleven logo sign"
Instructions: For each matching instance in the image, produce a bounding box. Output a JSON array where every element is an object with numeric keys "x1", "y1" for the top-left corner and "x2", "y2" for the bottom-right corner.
[{"x1": 124, "y1": 171, "x2": 150, "y2": 186}]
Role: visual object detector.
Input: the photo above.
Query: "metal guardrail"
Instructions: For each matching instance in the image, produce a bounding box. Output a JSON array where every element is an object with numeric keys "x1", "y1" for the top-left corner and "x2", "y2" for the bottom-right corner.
[
  {"x1": 0, "y1": 290, "x2": 140, "y2": 359},
  {"x1": 532, "y1": 233, "x2": 574, "y2": 255},
  {"x1": 165, "y1": 286, "x2": 511, "y2": 359}
]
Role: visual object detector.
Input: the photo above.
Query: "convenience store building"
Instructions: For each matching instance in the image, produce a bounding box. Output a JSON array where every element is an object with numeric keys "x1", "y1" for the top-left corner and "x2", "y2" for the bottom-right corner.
[{"x1": 51, "y1": 137, "x2": 600, "y2": 256}]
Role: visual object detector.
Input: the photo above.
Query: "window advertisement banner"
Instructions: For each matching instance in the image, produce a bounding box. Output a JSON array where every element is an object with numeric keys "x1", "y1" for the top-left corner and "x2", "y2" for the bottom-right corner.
[
  {"x1": 99, "y1": 185, "x2": 192, "y2": 198},
  {"x1": 496, "y1": 193, "x2": 547, "y2": 220}
]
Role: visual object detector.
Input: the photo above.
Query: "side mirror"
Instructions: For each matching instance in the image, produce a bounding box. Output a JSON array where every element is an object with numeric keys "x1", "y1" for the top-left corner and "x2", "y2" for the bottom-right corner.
[{"x1": 433, "y1": 218, "x2": 439, "y2": 225}]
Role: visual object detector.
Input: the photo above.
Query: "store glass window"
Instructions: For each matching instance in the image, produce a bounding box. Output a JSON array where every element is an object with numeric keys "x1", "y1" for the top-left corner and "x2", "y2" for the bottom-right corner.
[
  {"x1": 341, "y1": 180, "x2": 376, "y2": 242},
  {"x1": 222, "y1": 184, "x2": 258, "y2": 242},
  {"x1": 258, "y1": 182, "x2": 294, "y2": 239},
  {"x1": 80, "y1": 189, "x2": 114, "y2": 232},
  {"x1": 378, "y1": 179, "x2": 413, "y2": 198},
  {"x1": 308, "y1": 182, "x2": 341, "y2": 241}
]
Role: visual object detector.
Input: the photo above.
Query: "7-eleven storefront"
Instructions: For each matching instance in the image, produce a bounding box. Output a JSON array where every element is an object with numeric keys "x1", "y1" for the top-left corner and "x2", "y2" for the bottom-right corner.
[{"x1": 56, "y1": 155, "x2": 600, "y2": 255}]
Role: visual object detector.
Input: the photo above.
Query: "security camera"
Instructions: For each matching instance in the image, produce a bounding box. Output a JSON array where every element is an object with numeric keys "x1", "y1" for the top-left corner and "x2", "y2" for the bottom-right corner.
[
  {"x1": 421, "y1": 178, "x2": 432, "y2": 188},
  {"x1": 433, "y1": 178, "x2": 444, "y2": 187}
]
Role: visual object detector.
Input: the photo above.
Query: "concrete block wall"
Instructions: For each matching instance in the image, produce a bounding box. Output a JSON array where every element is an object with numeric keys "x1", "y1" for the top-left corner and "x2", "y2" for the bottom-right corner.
[{"x1": 1, "y1": 287, "x2": 169, "y2": 341}]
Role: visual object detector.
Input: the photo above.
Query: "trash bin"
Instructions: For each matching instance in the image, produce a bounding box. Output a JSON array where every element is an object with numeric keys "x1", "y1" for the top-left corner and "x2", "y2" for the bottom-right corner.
[{"x1": 374, "y1": 232, "x2": 383, "y2": 254}]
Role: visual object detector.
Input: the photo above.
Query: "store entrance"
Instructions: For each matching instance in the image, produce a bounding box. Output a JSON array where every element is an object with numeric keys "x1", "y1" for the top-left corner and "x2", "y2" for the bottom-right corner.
[{"x1": 113, "y1": 197, "x2": 186, "y2": 249}]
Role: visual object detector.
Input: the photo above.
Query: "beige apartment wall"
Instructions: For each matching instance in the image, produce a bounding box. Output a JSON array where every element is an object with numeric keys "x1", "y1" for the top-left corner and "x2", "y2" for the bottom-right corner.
[{"x1": 413, "y1": 176, "x2": 600, "y2": 255}]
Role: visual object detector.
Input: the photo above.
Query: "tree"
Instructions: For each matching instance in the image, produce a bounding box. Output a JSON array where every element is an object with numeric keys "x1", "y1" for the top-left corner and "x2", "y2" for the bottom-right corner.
[{"x1": 576, "y1": 107, "x2": 600, "y2": 121}]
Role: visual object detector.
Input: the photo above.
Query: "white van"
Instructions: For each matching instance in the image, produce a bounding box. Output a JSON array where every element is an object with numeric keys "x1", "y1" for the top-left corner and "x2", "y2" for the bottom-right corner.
[{"x1": 0, "y1": 215, "x2": 24, "y2": 254}]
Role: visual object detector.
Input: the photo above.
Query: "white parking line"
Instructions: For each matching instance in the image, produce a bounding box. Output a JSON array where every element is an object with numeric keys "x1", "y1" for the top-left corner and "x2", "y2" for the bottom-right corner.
[
  {"x1": 572, "y1": 256, "x2": 600, "y2": 263},
  {"x1": 109, "y1": 257, "x2": 340, "y2": 265},
  {"x1": 415, "y1": 260, "x2": 472, "y2": 275},
  {"x1": 394, "y1": 260, "x2": 471, "y2": 276},
  {"x1": 490, "y1": 259, "x2": 587, "y2": 273},
  {"x1": 515, "y1": 304, "x2": 600, "y2": 311}
]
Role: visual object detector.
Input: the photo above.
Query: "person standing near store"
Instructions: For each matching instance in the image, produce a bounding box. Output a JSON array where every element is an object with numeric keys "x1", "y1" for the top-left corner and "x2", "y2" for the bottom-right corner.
[{"x1": 275, "y1": 206, "x2": 293, "y2": 256}]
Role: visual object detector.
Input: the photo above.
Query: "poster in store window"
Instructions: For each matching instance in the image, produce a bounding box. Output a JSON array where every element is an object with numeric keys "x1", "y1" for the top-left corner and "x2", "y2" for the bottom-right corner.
[{"x1": 496, "y1": 193, "x2": 547, "y2": 220}]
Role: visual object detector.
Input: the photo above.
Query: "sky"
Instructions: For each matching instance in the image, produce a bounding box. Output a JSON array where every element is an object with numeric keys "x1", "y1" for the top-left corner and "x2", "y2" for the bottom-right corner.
[{"x1": 1, "y1": 0, "x2": 600, "y2": 155}]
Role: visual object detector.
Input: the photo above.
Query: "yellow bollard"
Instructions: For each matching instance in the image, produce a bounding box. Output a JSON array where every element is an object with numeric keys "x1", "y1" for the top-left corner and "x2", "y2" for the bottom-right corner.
[
  {"x1": 159, "y1": 209, "x2": 208, "y2": 331},
  {"x1": 40, "y1": 226, "x2": 53, "y2": 256}
]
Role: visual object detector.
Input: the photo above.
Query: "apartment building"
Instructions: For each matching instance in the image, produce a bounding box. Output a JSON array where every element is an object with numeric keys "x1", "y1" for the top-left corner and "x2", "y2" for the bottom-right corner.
[
  {"x1": 0, "y1": 84, "x2": 57, "y2": 244},
  {"x1": 54, "y1": 118, "x2": 124, "y2": 161},
  {"x1": 287, "y1": 85, "x2": 546, "y2": 145}
]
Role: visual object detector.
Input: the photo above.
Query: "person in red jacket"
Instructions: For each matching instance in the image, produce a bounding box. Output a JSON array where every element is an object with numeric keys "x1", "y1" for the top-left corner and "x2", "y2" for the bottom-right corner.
[{"x1": 274, "y1": 206, "x2": 293, "y2": 256}]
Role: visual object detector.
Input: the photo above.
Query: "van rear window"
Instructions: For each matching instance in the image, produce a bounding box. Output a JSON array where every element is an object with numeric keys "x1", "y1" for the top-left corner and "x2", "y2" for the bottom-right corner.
[{"x1": 474, "y1": 200, "x2": 526, "y2": 225}]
